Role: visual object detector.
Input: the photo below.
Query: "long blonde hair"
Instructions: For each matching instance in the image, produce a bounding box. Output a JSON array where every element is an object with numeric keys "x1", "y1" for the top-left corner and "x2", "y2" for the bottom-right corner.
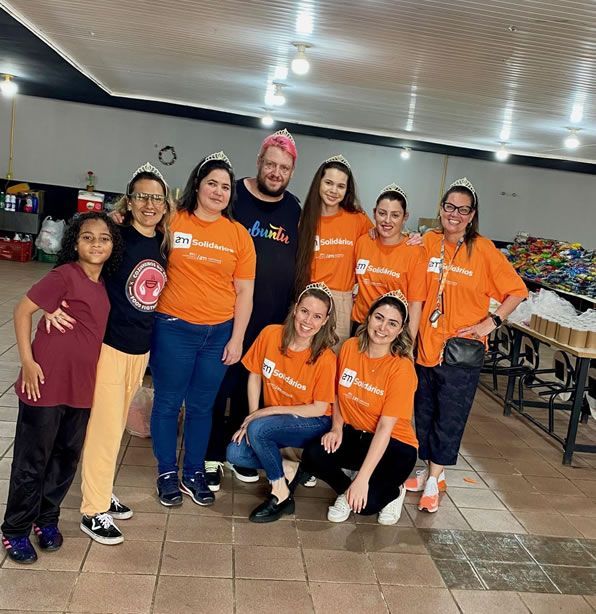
[
  {"x1": 115, "y1": 170, "x2": 173, "y2": 258},
  {"x1": 280, "y1": 288, "x2": 338, "y2": 364}
]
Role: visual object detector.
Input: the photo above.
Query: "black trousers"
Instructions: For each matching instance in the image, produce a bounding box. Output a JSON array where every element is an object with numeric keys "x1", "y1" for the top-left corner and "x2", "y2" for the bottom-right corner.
[
  {"x1": 301, "y1": 424, "x2": 417, "y2": 515},
  {"x1": 1, "y1": 401, "x2": 90, "y2": 539},
  {"x1": 206, "y1": 362, "x2": 251, "y2": 462},
  {"x1": 414, "y1": 363, "x2": 481, "y2": 466}
]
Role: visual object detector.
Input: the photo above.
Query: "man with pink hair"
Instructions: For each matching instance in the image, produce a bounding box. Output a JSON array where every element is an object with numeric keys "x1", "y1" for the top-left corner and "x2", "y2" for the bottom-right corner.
[{"x1": 206, "y1": 129, "x2": 301, "y2": 489}]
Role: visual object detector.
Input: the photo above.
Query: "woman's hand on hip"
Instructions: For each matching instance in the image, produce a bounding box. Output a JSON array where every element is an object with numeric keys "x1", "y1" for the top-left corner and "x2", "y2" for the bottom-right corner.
[
  {"x1": 222, "y1": 337, "x2": 243, "y2": 365},
  {"x1": 44, "y1": 300, "x2": 76, "y2": 334},
  {"x1": 457, "y1": 318, "x2": 495, "y2": 340},
  {"x1": 346, "y1": 476, "x2": 368, "y2": 513}
]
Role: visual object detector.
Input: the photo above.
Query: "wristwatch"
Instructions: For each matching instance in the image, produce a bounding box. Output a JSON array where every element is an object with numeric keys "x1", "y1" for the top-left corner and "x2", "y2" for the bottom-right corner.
[{"x1": 489, "y1": 313, "x2": 503, "y2": 328}]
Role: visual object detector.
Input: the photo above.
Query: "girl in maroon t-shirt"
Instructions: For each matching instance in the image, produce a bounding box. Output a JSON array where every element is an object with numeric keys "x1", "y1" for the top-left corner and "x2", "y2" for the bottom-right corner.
[{"x1": 1, "y1": 212, "x2": 124, "y2": 564}]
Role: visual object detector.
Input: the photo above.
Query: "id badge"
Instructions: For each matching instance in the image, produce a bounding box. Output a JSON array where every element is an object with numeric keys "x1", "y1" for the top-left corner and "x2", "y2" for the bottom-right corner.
[{"x1": 429, "y1": 309, "x2": 442, "y2": 324}]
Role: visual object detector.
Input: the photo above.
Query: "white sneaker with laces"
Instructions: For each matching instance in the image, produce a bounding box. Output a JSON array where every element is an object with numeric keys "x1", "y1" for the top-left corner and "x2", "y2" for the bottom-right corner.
[
  {"x1": 327, "y1": 493, "x2": 351, "y2": 523},
  {"x1": 378, "y1": 486, "x2": 406, "y2": 525}
]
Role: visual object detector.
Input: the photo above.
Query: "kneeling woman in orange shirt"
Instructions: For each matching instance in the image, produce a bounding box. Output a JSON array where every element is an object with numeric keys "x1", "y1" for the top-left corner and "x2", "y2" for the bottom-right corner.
[
  {"x1": 299, "y1": 291, "x2": 418, "y2": 525},
  {"x1": 226, "y1": 283, "x2": 337, "y2": 523}
]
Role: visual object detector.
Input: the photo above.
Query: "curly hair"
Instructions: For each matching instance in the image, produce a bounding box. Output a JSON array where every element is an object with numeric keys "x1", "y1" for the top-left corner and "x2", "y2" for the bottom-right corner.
[{"x1": 56, "y1": 212, "x2": 124, "y2": 277}]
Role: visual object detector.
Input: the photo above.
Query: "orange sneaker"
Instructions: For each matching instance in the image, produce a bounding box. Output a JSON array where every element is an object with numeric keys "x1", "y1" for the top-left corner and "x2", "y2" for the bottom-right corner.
[
  {"x1": 418, "y1": 491, "x2": 439, "y2": 513},
  {"x1": 405, "y1": 469, "x2": 447, "y2": 493}
]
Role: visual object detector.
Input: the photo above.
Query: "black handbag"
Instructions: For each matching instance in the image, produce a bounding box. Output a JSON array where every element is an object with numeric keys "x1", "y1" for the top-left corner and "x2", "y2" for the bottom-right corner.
[{"x1": 442, "y1": 336, "x2": 485, "y2": 369}]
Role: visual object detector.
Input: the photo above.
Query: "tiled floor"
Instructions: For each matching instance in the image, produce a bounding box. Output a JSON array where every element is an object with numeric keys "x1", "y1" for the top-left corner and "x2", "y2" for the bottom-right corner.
[{"x1": 1, "y1": 260, "x2": 596, "y2": 613}]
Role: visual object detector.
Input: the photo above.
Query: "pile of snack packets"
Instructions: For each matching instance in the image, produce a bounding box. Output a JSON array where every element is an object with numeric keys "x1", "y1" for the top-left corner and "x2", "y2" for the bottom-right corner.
[{"x1": 507, "y1": 234, "x2": 596, "y2": 299}]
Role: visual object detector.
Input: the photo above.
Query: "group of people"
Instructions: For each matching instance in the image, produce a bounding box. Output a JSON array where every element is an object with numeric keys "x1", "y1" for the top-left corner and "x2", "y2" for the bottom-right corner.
[{"x1": 1, "y1": 128, "x2": 528, "y2": 564}]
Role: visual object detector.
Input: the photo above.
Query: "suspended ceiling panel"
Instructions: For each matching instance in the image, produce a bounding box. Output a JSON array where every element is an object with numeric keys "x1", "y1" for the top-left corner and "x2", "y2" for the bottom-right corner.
[{"x1": 2, "y1": 0, "x2": 596, "y2": 163}]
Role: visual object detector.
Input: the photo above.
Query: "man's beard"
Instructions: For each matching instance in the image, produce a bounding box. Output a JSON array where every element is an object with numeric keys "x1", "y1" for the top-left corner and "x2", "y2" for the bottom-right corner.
[{"x1": 256, "y1": 172, "x2": 288, "y2": 198}]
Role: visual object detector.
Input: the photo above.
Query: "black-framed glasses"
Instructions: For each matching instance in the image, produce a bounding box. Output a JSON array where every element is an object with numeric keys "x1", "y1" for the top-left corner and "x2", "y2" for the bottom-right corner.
[
  {"x1": 441, "y1": 201, "x2": 474, "y2": 216},
  {"x1": 128, "y1": 192, "x2": 167, "y2": 206}
]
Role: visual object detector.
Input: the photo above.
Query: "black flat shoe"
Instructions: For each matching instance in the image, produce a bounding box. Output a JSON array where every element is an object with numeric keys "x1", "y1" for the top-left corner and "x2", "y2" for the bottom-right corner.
[
  {"x1": 288, "y1": 465, "x2": 313, "y2": 494},
  {"x1": 249, "y1": 495, "x2": 295, "y2": 523}
]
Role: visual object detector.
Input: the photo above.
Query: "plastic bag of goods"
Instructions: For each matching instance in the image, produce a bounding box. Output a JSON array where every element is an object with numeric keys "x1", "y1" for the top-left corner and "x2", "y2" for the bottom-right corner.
[
  {"x1": 125, "y1": 386, "x2": 154, "y2": 438},
  {"x1": 35, "y1": 217, "x2": 65, "y2": 254}
]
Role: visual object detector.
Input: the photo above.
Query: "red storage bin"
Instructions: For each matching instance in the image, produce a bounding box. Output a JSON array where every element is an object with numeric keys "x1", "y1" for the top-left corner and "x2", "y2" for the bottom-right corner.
[{"x1": 0, "y1": 239, "x2": 33, "y2": 262}]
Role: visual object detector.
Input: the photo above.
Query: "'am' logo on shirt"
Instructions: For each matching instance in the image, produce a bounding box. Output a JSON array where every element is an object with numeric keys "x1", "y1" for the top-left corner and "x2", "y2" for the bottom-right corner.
[
  {"x1": 262, "y1": 358, "x2": 276, "y2": 379},
  {"x1": 427, "y1": 257, "x2": 441, "y2": 273},
  {"x1": 313, "y1": 235, "x2": 320, "y2": 251},
  {"x1": 355, "y1": 259, "x2": 370, "y2": 275},
  {"x1": 339, "y1": 368, "x2": 357, "y2": 388},
  {"x1": 173, "y1": 232, "x2": 192, "y2": 249}
]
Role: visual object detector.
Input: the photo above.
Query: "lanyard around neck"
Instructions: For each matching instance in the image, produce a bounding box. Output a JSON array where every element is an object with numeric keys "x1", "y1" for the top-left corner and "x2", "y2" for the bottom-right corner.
[{"x1": 432, "y1": 236, "x2": 464, "y2": 323}]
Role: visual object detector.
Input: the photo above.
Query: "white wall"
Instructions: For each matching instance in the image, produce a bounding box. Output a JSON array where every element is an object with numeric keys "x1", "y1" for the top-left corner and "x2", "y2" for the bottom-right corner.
[{"x1": 1, "y1": 95, "x2": 595, "y2": 247}]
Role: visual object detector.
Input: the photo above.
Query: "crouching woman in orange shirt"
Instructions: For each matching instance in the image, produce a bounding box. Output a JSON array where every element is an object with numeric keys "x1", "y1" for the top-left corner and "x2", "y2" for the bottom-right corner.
[
  {"x1": 226, "y1": 282, "x2": 338, "y2": 523},
  {"x1": 299, "y1": 290, "x2": 418, "y2": 525}
]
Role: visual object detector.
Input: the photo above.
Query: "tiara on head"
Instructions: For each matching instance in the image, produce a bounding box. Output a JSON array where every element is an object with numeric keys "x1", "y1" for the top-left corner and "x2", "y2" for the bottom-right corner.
[
  {"x1": 377, "y1": 183, "x2": 407, "y2": 204},
  {"x1": 324, "y1": 154, "x2": 352, "y2": 172},
  {"x1": 448, "y1": 177, "x2": 477, "y2": 204},
  {"x1": 272, "y1": 128, "x2": 295, "y2": 145},
  {"x1": 198, "y1": 151, "x2": 232, "y2": 173},
  {"x1": 298, "y1": 282, "x2": 334, "y2": 311},
  {"x1": 373, "y1": 289, "x2": 409, "y2": 319},
  {"x1": 129, "y1": 162, "x2": 165, "y2": 185}
]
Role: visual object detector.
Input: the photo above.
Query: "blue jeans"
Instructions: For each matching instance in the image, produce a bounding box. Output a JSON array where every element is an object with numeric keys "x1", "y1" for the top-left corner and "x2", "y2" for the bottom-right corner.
[
  {"x1": 226, "y1": 414, "x2": 331, "y2": 481},
  {"x1": 150, "y1": 313, "x2": 233, "y2": 477}
]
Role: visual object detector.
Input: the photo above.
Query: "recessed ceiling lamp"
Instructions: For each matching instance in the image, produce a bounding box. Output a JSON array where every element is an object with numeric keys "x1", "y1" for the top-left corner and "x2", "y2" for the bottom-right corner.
[
  {"x1": 265, "y1": 82, "x2": 287, "y2": 106},
  {"x1": 400, "y1": 148, "x2": 411, "y2": 160},
  {"x1": 564, "y1": 127, "x2": 580, "y2": 149},
  {"x1": 291, "y1": 42, "x2": 312, "y2": 75},
  {"x1": 0, "y1": 74, "x2": 18, "y2": 97},
  {"x1": 261, "y1": 112, "x2": 274, "y2": 127},
  {"x1": 495, "y1": 143, "x2": 509, "y2": 161}
]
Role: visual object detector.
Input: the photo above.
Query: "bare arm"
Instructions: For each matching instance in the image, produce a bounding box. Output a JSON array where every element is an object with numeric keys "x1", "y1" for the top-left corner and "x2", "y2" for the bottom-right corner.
[
  {"x1": 222, "y1": 278, "x2": 254, "y2": 365},
  {"x1": 457, "y1": 294, "x2": 525, "y2": 338},
  {"x1": 14, "y1": 296, "x2": 45, "y2": 401},
  {"x1": 246, "y1": 372, "x2": 262, "y2": 414},
  {"x1": 322, "y1": 397, "x2": 344, "y2": 453},
  {"x1": 407, "y1": 301, "x2": 423, "y2": 340},
  {"x1": 241, "y1": 400, "x2": 329, "y2": 426}
]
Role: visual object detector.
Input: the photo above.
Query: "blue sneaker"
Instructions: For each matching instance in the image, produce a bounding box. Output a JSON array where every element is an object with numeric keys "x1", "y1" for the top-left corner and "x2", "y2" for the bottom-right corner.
[
  {"x1": 2, "y1": 535, "x2": 38, "y2": 564},
  {"x1": 33, "y1": 524, "x2": 63, "y2": 551},
  {"x1": 180, "y1": 471, "x2": 215, "y2": 506},
  {"x1": 156, "y1": 471, "x2": 183, "y2": 507}
]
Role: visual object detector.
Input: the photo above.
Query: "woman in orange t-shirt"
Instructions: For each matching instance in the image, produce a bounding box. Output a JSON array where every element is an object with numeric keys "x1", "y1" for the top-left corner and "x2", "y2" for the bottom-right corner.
[
  {"x1": 295, "y1": 155, "x2": 373, "y2": 349},
  {"x1": 299, "y1": 291, "x2": 418, "y2": 526},
  {"x1": 351, "y1": 183, "x2": 427, "y2": 338},
  {"x1": 405, "y1": 178, "x2": 527, "y2": 515},
  {"x1": 226, "y1": 283, "x2": 337, "y2": 522},
  {"x1": 149, "y1": 152, "x2": 256, "y2": 509}
]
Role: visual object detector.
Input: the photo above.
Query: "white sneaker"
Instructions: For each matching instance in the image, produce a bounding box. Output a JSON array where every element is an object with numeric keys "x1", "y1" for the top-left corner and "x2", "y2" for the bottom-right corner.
[
  {"x1": 303, "y1": 475, "x2": 317, "y2": 488},
  {"x1": 378, "y1": 486, "x2": 406, "y2": 525},
  {"x1": 327, "y1": 493, "x2": 351, "y2": 523}
]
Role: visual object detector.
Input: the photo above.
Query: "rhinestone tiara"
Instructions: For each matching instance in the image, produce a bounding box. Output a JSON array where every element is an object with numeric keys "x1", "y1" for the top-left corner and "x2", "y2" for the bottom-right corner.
[
  {"x1": 298, "y1": 281, "x2": 334, "y2": 311},
  {"x1": 198, "y1": 151, "x2": 232, "y2": 173},
  {"x1": 377, "y1": 183, "x2": 407, "y2": 204},
  {"x1": 129, "y1": 162, "x2": 165, "y2": 185},
  {"x1": 272, "y1": 128, "x2": 295, "y2": 145},
  {"x1": 374, "y1": 289, "x2": 409, "y2": 318},
  {"x1": 324, "y1": 154, "x2": 352, "y2": 172},
  {"x1": 448, "y1": 176, "x2": 477, "y2": 204}
]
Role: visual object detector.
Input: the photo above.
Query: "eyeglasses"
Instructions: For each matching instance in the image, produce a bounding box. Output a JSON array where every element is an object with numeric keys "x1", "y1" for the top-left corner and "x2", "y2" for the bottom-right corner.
[
  {"x1": 262, "y1": 161, "x2": 292, "y2": 176},
  {"x1": 128, "y1": 192, "x2": 167, "y2": 206},
  {"x1": 441, "y1": 202, "x2": 474, "y2": 216}
]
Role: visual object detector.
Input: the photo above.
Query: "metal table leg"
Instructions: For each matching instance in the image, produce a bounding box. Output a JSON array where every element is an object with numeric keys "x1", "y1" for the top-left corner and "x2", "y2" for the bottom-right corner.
[
  {"x1": 563, "y1": 357, "x2": 590, "y2": 465},
  {"x1": 503, "y1": 329, "x2": 522, "y2": 416}
]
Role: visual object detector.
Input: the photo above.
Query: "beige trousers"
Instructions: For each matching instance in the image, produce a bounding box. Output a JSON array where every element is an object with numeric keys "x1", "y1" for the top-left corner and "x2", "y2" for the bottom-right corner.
[{"x1": 80, "y1": 344, "x2": 149, "y2": 515}]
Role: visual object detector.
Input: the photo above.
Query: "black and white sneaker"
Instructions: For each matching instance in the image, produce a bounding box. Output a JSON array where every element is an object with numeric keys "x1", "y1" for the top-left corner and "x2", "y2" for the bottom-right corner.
[
  {"x1": 224, "y1": 462, "x2": 259, "y2": 483},
  {"x1": 205, "y1": 461, "x2": 224, "y2": 492},
  {"x1": 80, "y1": 513, "x2": 124, "y2": 545},
  {"x1": 109, "y1": 494, "x2": 133, "y2": 520}
]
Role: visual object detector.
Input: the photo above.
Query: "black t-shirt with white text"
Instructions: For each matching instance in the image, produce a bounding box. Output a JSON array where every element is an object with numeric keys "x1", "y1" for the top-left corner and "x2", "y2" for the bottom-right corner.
[
  {"x1": 103, "y1": 225, "x2": 167, "y2": 354},
  {"x1": 234, "y1": 178, "x2": 301, "y2": 350}
]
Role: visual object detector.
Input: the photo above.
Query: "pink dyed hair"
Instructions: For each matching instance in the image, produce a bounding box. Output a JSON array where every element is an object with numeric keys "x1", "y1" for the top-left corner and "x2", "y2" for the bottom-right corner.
[{"x1": 258, "y1": 135, "x2": 297, "y2": 162}]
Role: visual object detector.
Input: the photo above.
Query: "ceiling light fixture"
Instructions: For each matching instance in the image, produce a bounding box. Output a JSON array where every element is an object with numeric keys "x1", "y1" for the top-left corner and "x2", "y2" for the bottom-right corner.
[
  {"x1": 261, "y1": 112, "x2": 274, "y2": 127},
  {"x1": 265, "y1": 82, "x2": 287, "y2": 106},
  {"x1": 0, "y1": 74, "x2": 18, "y2": 97},
  {"x1": 564, "y1": 127, "x2": 580, "y2": 149},
  {"x1": 291, "y1": 42, "x2": 312, "y2": 75},
  {"x1": 296, "y1": 9, "x2": 313, "y2": 35},
  {"x1": 495, "y1": 143, "x2": 509, "y2": 161},
  {"x1": 570, "y1": 102, "x2": 583, "y2": 124},
  {"x1": 400, "y1": 148, "x2": 411, "y2": 160}
]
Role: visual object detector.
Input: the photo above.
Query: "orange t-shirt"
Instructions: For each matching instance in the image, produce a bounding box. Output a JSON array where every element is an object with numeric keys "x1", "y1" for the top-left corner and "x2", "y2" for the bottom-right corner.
[
  {"x1": 242, "y1": 324, "x2": 337, "y2": 415},
  {"x1": 417, "y1": 231, "x2": 528, "y2": 367},
  {"x1": 157, "y1": 211, "x2": 256, "y2": 325},
  {"x1": 336, "y1": 337, "x2": 418, "y2": 447},
  {"x1": 311, "y1": 209, "x2": 373, "y2": 292},
  {"x1": 351, "y1": 235, "x2": 427, "y2": 323}
]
